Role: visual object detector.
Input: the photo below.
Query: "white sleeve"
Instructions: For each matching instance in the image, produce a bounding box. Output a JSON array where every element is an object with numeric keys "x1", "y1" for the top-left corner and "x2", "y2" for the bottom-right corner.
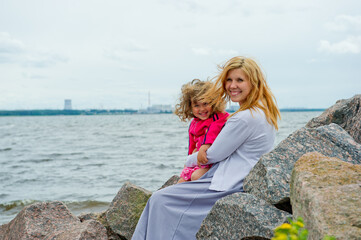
[{"x1": 185, "y1": 116, "x2": 253, "y2": 167}]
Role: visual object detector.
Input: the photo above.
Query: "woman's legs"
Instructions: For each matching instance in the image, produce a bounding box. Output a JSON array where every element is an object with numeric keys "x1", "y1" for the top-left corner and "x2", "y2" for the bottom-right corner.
[{"x1": 132, "y1": 178, "x2": 240, "y2": 240}]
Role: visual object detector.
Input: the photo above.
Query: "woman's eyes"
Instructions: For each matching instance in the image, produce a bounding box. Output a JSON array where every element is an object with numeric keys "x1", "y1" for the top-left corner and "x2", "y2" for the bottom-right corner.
[{"x1": 226, "y1": 78, "x2": 243, "y2": 82}]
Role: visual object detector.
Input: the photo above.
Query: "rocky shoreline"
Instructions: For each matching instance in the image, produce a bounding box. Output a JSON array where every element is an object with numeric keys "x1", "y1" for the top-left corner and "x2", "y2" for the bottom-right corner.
[{"x1": 1, "y1": 95, "x2": 360, "y2": 240}]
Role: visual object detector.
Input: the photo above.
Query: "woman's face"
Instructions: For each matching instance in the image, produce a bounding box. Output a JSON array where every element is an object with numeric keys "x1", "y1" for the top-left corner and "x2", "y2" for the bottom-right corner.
[{"x1": 225, "y1": 68, "x2": 252, "y2": 106}]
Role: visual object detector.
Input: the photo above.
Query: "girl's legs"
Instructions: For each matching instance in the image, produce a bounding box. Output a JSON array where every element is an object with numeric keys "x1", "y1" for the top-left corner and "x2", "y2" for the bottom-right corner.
[
  {"x1": 191, "y1": 168, "x2": 210, "y2": 181},
  {"x1": 177, "y1": 177, "x2": 187, "y2": 184}
]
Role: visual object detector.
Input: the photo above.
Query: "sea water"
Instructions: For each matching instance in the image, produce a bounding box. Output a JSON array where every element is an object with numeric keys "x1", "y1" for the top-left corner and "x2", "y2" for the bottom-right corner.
[{"x1": 0, "y1": 111, "x2": 322, "y2": 224}]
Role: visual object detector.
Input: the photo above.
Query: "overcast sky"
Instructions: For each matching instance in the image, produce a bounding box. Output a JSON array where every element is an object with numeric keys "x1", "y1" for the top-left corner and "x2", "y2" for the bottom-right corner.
[{"x1": 1, "y1": 0, "x2": 360, "y2": 110}]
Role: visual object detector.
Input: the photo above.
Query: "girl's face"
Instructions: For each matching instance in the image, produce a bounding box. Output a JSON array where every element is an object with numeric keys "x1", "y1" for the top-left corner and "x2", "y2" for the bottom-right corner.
[
  {"x1": 191, "y1": 101, "x2": 212, "y2": 120},
  {"x1": 225, "y1": 68, "x2": 252, "y2": 106}
]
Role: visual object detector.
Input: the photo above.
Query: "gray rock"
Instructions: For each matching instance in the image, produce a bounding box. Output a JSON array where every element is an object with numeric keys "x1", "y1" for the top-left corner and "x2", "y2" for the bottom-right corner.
[
  {"x1": 290, "y1": 152, "x2": 361, "y2": 239},
  {"x1": 0, "y1": 201, "x2": 107, "y2": 240},
  {"x1": 46, "y1": 219, "x2": 108, "y2": 240},
  {"x1": 78, "y1": 212, "x2": 123, "y2": 240},
  {"x1": 106, "y1": 182, "x2": 152, "y2": 240},
  {"x1": 306, "y1": 94, "x2": 361, "y2": 143},
  {"x1": 158, "y1": 174, "x2": 180, "y2": 190},
  {"x1": 78, "y1": 212, "x2": 106, "y2": 223},
  {"x1": 243, "y1": 123, "x2": 361, "y2": 205},
  {"x1": 196, "y1": 192, "x2": 291, "y2": 240}
]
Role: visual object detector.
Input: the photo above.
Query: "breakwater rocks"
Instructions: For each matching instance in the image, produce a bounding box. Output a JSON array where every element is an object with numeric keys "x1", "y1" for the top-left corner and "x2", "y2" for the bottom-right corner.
[
  {"x1": 291, "y1": 152, "x2": 361, "y2": 239},
  {"x1": 1, "y1": 95, "x2": 360, "y2": 240}
]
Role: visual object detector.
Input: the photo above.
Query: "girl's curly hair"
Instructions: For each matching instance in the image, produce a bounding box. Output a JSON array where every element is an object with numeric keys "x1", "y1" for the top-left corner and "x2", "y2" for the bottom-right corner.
[{"x1": 174, "y1": 79, "x2": 226, "y2": 122}]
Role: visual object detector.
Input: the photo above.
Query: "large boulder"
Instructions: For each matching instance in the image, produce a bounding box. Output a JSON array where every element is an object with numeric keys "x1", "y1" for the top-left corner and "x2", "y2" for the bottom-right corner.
[
  {"x1": 158, "y1": 174, "x2": 180, "y2": 190},
  {"x1": 290, "y1": 152, "x2": 361, "y2": 239},
  {"x1": 46, "y1": 219, "x2": 108, "y2": 240},
  {"x1": 0, "y1": 201, "x2": 107, "y2": 240},
  {"x1": 78, "y1": 212, "x2": 122, "y2": 240},
  {"x1": 196, "y1": 193, "x2": 291, "y2": 240},
  {"x1": 306, "y1": 94, "x2": 361, "y2": 143},
  {"x1": 105, "y1": 182, "x2": 152, "y2": 240},
  {"x1": 243, "y1": 123, "x2": 361, "y2": 206}
]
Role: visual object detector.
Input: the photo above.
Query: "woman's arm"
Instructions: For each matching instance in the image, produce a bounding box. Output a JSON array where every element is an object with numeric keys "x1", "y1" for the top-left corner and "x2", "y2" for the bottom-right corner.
[{"x1": 185, "y1": 116, "x2": 253, "y2": 167}]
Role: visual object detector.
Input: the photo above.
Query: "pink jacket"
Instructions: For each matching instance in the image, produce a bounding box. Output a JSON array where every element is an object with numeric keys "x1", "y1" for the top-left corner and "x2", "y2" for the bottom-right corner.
[{"x1": 188, "y1": 112, "x2": 229, "y2": 155}]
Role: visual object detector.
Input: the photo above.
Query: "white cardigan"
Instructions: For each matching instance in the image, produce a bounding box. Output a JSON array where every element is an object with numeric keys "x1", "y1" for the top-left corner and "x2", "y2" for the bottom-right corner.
[{"x1": 186, "y1": 108, "x2": 275, "y2": 191}]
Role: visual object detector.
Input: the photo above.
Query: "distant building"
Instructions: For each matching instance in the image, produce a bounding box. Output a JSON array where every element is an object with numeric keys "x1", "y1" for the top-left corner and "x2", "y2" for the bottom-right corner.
[
  {"x1": 227, "y1": 105, "x2": 239, "y2": 113},
  {"x1": 139, "y1": 104, "x2": 173, "y2": 114},
  {"x1": 64, "y1": 99, "x2": 72, "y2": 110}
]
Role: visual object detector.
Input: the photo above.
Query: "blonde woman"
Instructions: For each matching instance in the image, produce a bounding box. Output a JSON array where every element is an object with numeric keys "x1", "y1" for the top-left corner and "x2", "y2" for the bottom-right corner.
[{"x1": 132, "y1": 56, "x2": 280, "y2": 240}]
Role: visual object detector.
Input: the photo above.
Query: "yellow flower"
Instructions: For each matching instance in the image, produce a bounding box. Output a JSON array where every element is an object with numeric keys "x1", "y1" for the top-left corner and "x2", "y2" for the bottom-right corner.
[
  {"x1": 290, "y1": 234, "x2": 299, "y2": 240},
  {"x1": 272, "y1": 233, "x2": 288, "y2": 240},
  {"x1": 276, "y1": 223, "x2": 292, "y2": 231},
  {"x1": 294, "y1": 221, "x2": 304, "y2": 228},
  {"x1": 290, "y1": 226, "x2": 298, "y2": 234}
]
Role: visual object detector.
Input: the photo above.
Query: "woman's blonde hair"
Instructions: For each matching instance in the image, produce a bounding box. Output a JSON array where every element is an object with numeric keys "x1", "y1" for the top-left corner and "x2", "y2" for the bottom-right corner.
[
  {"x1": 174, "y1": 79, "x2": 226, "y2": 122},
  {"x1": 203, "y1": 56, "x2": 281, "y2": 129}
]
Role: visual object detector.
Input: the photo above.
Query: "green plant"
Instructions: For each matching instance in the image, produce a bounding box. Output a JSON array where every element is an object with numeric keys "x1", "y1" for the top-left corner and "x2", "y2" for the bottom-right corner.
[
  {"x1": 272, "y1": 217, "x2": 337, "y2": 240},
  {"x1": 272, "y1": 217, "x2": 308, "y2": 240}
]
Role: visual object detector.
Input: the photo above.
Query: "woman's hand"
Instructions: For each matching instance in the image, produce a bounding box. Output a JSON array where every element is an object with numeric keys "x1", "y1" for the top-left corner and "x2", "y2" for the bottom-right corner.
[{"x1": 197, "y1": 144, "x2": 211, "y2": 167}]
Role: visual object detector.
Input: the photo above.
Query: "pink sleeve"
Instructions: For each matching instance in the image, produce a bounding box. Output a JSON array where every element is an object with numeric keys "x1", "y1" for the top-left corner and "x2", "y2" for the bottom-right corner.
[
  {"x1": 202, "y1": 112, "x2": 230, "y2": 145},
  {"x1": 188, "y1": 120, "x2": 197, "y2": 155}
]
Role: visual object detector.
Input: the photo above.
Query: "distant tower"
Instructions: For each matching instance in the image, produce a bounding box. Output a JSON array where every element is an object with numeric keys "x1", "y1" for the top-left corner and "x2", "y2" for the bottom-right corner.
[
  {"x1": 64, "y1": 99, "x2": 72, "y2": 110},
  {"x1": 148, "y1": 91, "x2": 151, "y2": 107}
]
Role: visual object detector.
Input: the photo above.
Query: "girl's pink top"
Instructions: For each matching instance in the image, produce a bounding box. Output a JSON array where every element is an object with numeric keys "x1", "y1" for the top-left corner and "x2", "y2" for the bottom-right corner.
[{"x1": 188, "y1": 112, "x2": 229, "y2": 155}]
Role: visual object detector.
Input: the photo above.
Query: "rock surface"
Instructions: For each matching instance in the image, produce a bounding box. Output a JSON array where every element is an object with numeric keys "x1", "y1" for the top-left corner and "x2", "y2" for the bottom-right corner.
[
  {"x1": 46, "y1": 219, "x2": 108, "y2": 240},
  {"x1": 306, "y1": 94, "x2": 361, "y2": 143},
  {"x1": 196, "y1": 192, "x2": 291, "y2": 240},
  {"x1": 105, "y1": 182, "x2": 152, "y2": 240},
  {"x1": 0, "y1": 201, "x2": 107, "y2": 240},
  {"x1": 158, "y1": 174, "x2": 180, "y2": 190},
  {"x1": 290, "y1": 152, "x2": 361, "y2": 240},
  {"x1": 243, "y1": 123, "x2": 361, "y2": 205},
  {"x1": 78, "y1": 212, "x2": 123, "y2": 240}
]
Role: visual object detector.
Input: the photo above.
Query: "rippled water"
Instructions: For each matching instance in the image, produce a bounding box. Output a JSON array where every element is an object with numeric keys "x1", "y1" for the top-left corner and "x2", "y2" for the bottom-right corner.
[{"x1": 0, "y1": 111, "x2": 322, "y2": 224}]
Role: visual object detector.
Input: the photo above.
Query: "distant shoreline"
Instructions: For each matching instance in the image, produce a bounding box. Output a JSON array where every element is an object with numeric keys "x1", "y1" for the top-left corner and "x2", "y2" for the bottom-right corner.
[{"x1": 0, "y1": 108, "x2": 326, "y2": 116}]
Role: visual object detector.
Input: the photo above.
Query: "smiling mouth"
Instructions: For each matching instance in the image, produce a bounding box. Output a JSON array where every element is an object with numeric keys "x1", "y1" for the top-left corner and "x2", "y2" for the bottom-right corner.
[{"x1": 230, "y1": 91, "x2": 241, "y2": 96}]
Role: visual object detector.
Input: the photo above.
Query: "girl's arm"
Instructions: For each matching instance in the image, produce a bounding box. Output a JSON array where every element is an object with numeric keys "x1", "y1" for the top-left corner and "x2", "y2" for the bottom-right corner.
[
  {"x1": 188, "y1": 121, "x2": 197, "y2": 155},
  {"x1": 185, "y1": 116, "x2": 253, "y2": 167}
]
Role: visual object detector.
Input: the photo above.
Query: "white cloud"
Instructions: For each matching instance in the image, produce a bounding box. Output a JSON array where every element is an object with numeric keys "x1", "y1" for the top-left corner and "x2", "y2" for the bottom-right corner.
[
  {"x1": 192, "y1": 47, "x2": 238, "y2": 56},
  {"x1": 0, "y1": 32, "x2": 25, "y2": 63},
  {"x1": 325, "y1": 15, "x2": 361, "y2": 32},
  {"x1": 0, "y1": 32, "x2": 67, "y2": 67},
  {"x1": 191, "y1": 47, "x2": 211, "y2": 56},
  {"x1": 103, "y1": 41, "x2": 148, "y2": 66},
  {"x1": 0, "y1": 32, "x2": 25, "y2": 53},
  {"x1": 22, "y1": 52, "x2": 68, "y2": 68},
  {"x1": 318, "y1": 36, "x2": 361, "y2": 54}
]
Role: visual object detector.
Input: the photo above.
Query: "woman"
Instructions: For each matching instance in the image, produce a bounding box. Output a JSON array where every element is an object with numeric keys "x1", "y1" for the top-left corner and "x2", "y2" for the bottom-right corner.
[{"x1": 132, "y1": 56, "x2": 280, "y2": 240}]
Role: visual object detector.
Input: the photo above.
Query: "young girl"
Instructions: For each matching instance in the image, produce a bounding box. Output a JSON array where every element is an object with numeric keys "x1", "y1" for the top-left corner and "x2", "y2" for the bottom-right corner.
[{"x1": 174, "y1": 79, "x2": 229, "y2": 183}]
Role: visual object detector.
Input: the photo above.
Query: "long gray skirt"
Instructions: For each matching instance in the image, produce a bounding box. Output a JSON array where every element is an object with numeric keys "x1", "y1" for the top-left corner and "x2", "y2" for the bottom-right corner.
[{"x1": 132, "y1": 164, "x2": 243, "y2": 240}]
